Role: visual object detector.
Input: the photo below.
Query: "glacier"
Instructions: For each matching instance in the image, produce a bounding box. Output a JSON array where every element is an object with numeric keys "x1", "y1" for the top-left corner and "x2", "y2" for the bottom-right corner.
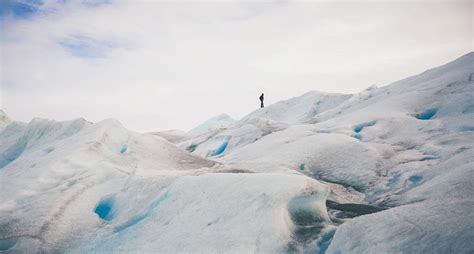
[{"x1": 0, "y1": 52, "x2": 473, "y2": 253}]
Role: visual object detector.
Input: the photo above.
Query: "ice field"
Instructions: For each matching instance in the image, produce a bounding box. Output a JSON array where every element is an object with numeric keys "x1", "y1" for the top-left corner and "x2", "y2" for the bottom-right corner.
[{"x1": 1, "y1": 53, "x2": 473, "y2": 253}]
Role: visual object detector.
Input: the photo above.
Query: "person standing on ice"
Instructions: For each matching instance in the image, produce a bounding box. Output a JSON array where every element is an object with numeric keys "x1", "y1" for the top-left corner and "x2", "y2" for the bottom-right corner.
[{"x1": 259, "y1": 93, "x2": 264, "y2": 108}]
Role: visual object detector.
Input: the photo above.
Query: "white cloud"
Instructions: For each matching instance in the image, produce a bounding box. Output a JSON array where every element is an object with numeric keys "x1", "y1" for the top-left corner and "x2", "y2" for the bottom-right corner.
[{"x1": 1, "y1": 0, "x2": 472, "y2": 132}]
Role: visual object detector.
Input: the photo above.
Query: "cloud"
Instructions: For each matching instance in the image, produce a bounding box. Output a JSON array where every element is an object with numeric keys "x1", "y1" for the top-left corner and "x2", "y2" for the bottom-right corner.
[
  {"x1": 58, "y1": 34, "x2": 121, "y2": 58},
  {"x1": 0, "y1": 0, "x2": 472, "y2": 132}
]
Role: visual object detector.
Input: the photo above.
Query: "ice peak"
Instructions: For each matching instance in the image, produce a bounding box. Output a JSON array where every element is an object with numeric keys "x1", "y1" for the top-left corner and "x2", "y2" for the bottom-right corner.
[{"x1": 188, "y1": 113, "x2": 236, "y2": 136}]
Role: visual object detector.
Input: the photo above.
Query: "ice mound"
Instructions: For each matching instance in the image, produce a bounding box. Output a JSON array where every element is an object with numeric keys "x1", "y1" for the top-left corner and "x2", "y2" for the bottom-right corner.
[
  {"x1": 179, "y1": 119, "x2": 287, "y2": 157},
  {"x1": 0, "y1": 117, "x2": 216, "y2": 253},
  {"x1": 69, "y1": 173, "x2": 330, "y2": 253},
  {"x1": 0, "y1": 118, "x2": 87, "y2": 169},
  {"x1": 188, "y1": 113, "x2": 235, "y2": 136},
  {"x1": 241, "y1": 91, "x2": 351, "y2": 125},
  {"x1": 223, "y1": 126, "x2": 381, "y2": 191}
]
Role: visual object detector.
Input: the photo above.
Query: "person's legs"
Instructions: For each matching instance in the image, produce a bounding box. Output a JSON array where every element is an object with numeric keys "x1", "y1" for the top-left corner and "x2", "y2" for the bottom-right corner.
[{"x1": 260, "y1": 101, "x2": 264, "y2": 108}]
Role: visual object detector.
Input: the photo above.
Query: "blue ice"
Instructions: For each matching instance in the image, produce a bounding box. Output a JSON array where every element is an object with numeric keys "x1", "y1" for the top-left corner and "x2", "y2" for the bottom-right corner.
[
  {"x1": 408, "y1": 175, "x2": 423, "y2": 184},
  {"x1": 120, "y1": 145, "x2": 127, "y2": 154},
  {"x1": 353, "y1": 121, "x2": 376, "y2": 133},
  {"x1": 459, "y1": 126, "x2": 474, "y2": 132},
  {"x1": 95, "y1": 196, "x2": 115, "y2": 221},
  {"x1": 319, "y1": 230, "x2": 336, "y2": 254},
  {"x1": 212, "y1": 142, "x2": 228, "y2": 156},
  {"x1": 0, "y1": 139, "x2": 27, "y2": 169},
  {"x1": 353, "y1": 133, "x2": 362, "y2": 140},
  {"x1": 415, "y1": 109, "x2": 437, "y2": 120},
  {"x1": 420, "y1": 155, "x2": 438, "y2": 161},
  {"x1": 299, "y1": 163, "x2": 305, "y2": 171},
  {"x1": 387, "y1": 175, "x2": 400, "y2": 188},
  {"x1": 113, "y1": 214, "x2": 147, "y2": 233},
  {"x1": 114, "y1": 190, "x2": 170, "y2": 233},
  {"x1": 0, "y1": 238, "x2": 17, "y2": 251}
]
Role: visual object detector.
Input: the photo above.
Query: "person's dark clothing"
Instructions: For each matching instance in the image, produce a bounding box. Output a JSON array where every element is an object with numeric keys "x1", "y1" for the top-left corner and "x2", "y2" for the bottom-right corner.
[{"x1": 259, "y1": 93, "x2": 264, "y2": 108}]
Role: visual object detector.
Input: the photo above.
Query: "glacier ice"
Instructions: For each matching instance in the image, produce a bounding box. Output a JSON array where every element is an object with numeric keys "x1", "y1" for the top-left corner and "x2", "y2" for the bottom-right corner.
[
  {"x1": 95, "y1": 196, "x2": 116, "y2": 221},
  {"x1": 0, "y1": 52, "x2": 473, "y2": 253},
  {"x1": 211, "y1": 141, "x2": 228, "y2": 156},
  {"x1": 415, "y1": 108, "x2": 438, "y2": 120},
  {"x1": 353, "y1": 120, "x2": 376, "y2": 133}
]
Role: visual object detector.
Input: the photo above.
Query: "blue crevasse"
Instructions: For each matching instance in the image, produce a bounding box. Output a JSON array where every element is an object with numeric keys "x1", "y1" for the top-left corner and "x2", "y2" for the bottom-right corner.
[
  {"x1": 299, "y1": 163, "x2": 305, "y2": 171},
  {"x1": 319, "y1": 230, "x2": 336, "y2": 254},
  {"x1": 415, "y1": 109, "x2": 437, "y2": 120},
  {"x1": 212, "y1": 142, "x2": 228, "y2": 157},
  {"x1": 95, "y1": 196, "x2": 116, "y2": 221},
  {"x1": 420, "y1": 155, "x2": 438, "y2": 161},
  {"x1": 353, "y1": 121, "x2": 376, "y2": 133}
]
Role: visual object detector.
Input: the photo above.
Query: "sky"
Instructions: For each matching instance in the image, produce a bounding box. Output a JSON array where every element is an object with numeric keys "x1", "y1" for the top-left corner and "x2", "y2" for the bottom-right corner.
[{"x1": 0, "y1": 0, "x2": 472, "y2": 132}]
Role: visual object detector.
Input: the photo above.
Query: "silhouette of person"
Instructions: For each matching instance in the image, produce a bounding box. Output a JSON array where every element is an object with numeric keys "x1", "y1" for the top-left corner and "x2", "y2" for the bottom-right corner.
[{"x1": 259, "y1": 93, "x2": 264, "y2": 108}]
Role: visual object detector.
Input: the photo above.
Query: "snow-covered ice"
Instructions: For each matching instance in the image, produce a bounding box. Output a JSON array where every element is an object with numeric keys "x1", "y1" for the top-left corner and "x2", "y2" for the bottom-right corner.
[
  {"x1": 187, "y1": 113, "x2": 236, "y2": 137},
  {"x1": 1, "y1": 52, "x2": 473, "y2": 253}
]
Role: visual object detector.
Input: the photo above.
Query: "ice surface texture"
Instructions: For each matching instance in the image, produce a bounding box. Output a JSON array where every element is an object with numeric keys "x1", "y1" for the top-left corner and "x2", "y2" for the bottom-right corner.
[{"x1": 1, "y1": 52, "x2": 473, "y2": 253}]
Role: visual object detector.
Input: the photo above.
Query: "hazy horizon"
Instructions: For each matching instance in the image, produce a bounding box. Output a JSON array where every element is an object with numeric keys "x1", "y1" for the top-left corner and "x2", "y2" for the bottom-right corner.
[{"x1": 1, "y1": 0, "x2": 472, "y2": 132}]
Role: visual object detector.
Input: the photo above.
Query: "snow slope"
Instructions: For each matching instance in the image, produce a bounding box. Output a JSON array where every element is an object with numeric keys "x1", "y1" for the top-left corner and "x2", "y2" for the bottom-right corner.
[
  {"x1": 187, "y1": 113, "x2": 236, "y2": 136},
  {"x1": 0, "y1": 52, "x2": 473, "y2": 253},
  {"x1": 241, "y1": 91, "x2": 351, "y2": 125}
]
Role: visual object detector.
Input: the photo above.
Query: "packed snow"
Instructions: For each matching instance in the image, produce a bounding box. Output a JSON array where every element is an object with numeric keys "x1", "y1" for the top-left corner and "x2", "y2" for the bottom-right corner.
[{"x1": 1, "y1": 52, "x2": 473, "y2": 253}]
